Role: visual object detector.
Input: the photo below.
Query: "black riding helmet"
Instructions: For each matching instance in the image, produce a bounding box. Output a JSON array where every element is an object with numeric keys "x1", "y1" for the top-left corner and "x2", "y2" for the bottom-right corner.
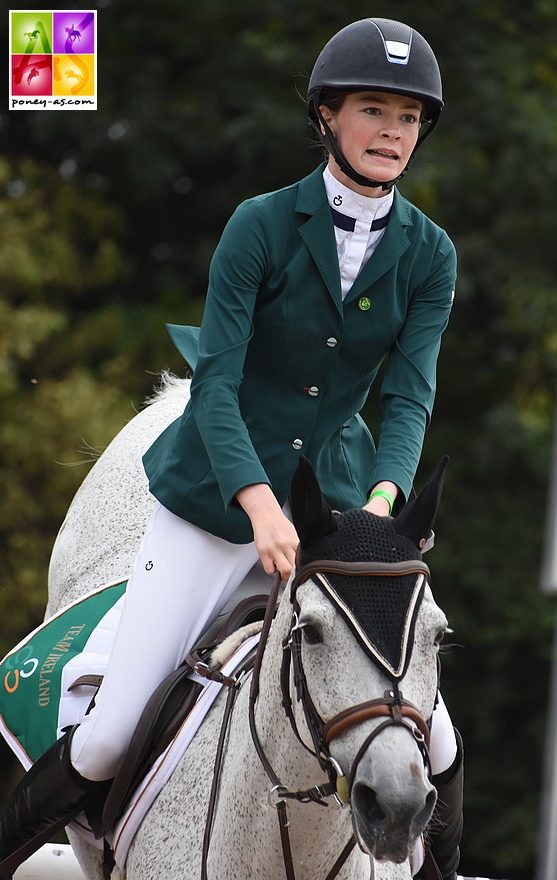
[{"x1": 308, "y1": 18, "x2": 443, "y2": 189}]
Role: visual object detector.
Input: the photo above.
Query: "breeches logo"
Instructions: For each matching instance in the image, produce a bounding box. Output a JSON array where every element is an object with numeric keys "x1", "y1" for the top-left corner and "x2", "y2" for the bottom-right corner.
[{"x1": 9, "y1": 10, "x2": 97, "y2": 110}]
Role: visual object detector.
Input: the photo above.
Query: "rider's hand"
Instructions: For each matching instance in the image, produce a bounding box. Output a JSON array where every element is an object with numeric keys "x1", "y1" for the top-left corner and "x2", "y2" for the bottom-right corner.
[{"x1": 236, "y1": 483, "x2": 299, "y2": 581}]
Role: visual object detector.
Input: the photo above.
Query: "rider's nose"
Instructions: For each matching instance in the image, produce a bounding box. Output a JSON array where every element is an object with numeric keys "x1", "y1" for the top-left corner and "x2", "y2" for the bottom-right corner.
[{"x1": 380, "y1": 126, "x2": 400, "y2": 139}]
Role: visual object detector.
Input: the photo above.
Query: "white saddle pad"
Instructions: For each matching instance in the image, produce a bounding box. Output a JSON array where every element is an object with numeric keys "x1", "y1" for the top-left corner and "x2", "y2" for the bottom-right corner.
[{"x1": 68, "y1": 631, "x2": 261, "y2": 870}]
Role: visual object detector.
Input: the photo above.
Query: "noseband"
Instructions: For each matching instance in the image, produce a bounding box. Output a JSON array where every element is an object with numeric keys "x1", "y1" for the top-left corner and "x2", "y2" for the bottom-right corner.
[{"x1": 247, "y1": 558, "x2": 433, "y2": 880}]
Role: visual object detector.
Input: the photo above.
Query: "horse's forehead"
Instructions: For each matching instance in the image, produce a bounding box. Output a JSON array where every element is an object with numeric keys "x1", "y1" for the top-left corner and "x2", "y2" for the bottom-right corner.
[
  {"x1": 296, "y1": 573, "x2": 444, "y2": 683},
  {"x1": 298, "y1": 578, "x2": 442, "y2": 635},
  {"x1": 297, "y1": 577, "x2": 445, "y2": 625},
  {"x1": 295, "y1": 582, "x2": 439, "y2": 714}
]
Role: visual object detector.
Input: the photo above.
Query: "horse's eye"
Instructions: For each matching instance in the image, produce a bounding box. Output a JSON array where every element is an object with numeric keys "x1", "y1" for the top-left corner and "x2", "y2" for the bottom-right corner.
[
  {"x1": 434, "y1": 628, "x2": 446, "y2": 647},
  {"x1": 302, "y1": 623, "x2": 323, "y2": 646}
]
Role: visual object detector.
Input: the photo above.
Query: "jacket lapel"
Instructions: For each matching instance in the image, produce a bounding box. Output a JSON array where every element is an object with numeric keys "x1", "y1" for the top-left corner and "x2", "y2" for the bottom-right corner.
[
  {"x1": 296, "y1": 165, "x2": 343, "y2": 316},
  {"x1": 343, "y1": 190, "x2": 413, "y2": 304}
]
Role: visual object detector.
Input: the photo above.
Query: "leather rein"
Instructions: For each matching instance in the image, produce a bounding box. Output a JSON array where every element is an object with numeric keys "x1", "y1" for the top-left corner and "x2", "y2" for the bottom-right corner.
[{"x1": 199, "y1": 558, "x2": 432, "y2": 880}]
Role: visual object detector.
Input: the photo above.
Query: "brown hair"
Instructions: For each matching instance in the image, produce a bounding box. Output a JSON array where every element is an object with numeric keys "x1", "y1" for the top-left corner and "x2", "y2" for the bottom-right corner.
[
  {"x1": 311, "y1": 90, "x2": 347, "y2": 155},
  {"x1": 317, "y1": 89, "x2": 348, "y2": 114}
]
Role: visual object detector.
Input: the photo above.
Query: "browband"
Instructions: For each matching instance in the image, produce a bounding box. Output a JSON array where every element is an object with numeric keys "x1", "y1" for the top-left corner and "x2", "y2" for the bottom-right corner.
[{"x1": 291, "y1": 558, "x2": 431, "y2": 598}]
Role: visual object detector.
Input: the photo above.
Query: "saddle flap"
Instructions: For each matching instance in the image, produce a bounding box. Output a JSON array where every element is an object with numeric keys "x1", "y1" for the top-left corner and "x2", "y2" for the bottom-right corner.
[
  {"x1": 101, "y1": 666, "x2": 203, "y2": 833},
  {"x1": 100, "y1": 593, "x2": 270, "y2": 834}
]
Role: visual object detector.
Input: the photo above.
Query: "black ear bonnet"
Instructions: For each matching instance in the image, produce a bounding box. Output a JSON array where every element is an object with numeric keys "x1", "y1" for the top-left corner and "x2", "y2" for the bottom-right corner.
[
  {"x1": 289, "y1": 455, "x2": 447, "y2": 681},
  {"x1": 297, "y1": 509, "x2": 426, "y2": 681}
]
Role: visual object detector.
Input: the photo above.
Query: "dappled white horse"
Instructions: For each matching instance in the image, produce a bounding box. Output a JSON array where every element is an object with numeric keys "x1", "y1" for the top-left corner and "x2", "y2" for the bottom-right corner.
[{"x1": 48, "y1": 377, "x2": 448, "y2": 880}]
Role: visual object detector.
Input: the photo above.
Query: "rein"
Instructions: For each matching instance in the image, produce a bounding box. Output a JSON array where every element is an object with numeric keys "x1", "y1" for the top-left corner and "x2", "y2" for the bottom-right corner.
[
  {"x1": 198, "y1": 573, "x2": 287, "y2": 880},
  {"x1": 247, "y1": 572, "x2": 356, "y2": 880}
]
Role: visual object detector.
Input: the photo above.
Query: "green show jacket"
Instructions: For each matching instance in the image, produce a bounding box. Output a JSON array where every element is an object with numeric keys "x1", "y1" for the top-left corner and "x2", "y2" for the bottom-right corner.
[{"x1": 143, "y1": 163, "x2": 456, "y2": 544}]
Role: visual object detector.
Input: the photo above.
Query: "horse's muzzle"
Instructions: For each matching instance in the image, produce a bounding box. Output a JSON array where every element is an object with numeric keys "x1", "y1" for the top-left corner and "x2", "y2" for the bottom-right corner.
[{"x1": 350, "y1": 781, "x2": 437, "y2": 861}]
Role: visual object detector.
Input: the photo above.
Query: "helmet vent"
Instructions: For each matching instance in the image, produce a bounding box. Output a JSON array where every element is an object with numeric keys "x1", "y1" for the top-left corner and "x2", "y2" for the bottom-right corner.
[
  {"x1": 370, "y1": 18, "x2": 413, "y2": 66},
  {"x1": 385, "y1": 40, "x2": 411, "y2": 64}
]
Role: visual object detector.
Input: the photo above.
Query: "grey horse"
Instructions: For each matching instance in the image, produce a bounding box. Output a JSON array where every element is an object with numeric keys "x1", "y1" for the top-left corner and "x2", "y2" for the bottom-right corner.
[{"x1": 47, "y1": 377, "x2": 447, "y2": 880}]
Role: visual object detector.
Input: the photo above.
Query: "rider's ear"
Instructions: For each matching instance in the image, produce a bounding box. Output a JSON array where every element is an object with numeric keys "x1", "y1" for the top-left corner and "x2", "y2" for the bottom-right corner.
[
  {"x1": 392, "y1": 456, "x2": 449, "y2": 548},
  {"x1": 289, "y1": 456, "x2": 337, "y2": 548}
]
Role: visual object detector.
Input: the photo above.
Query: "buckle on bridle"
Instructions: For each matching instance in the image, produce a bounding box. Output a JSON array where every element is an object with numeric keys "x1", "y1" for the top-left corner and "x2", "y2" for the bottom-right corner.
[
  {"x1": 268, "y1": 784, "x2": 288, "y2": 807},
  {"x1": 328, "y1": 756, "x2": 350, "y2": 807},
  {"x1": 287, "y1": 611, "x2": 301, "y2": 642}
]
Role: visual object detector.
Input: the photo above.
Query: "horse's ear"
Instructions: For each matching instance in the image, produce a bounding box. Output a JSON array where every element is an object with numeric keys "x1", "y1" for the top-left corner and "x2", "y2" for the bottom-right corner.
[
  {"x1": 392, "y1": 456, "x2": 449, "y2": 548},
  {"x1": 289, "y1": 456, "x2": 337, "y2": 548}
]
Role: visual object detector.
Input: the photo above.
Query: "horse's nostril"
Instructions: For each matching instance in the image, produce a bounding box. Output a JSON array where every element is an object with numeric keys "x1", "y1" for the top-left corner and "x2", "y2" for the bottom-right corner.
[
  {"x1": 416, "y1": 787, "x2": 437, "y2": 829},
  {"x1": 426, "y1": 788, "x2": 437, "y2": 814},
  {"x1": 352, "y1": 783, "x2": 386, "y2": 827}
]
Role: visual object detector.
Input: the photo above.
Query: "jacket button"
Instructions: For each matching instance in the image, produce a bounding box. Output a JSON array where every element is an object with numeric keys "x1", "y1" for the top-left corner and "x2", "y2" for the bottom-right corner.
[
  {"x1": 326, "y1": 337, "x2": 337, "y2": 348},
  {"x1": 291, "y1": 439, "x2": 303, "y2": 450},
  {"x1": 307, "y1": 386, "x2": 319, "y2": 397}
]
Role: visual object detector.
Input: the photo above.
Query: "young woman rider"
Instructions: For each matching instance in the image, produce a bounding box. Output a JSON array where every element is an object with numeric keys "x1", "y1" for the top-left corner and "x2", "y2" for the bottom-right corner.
[{"x1": 0, "y1": 18, "x2": 462, "y2": 880}]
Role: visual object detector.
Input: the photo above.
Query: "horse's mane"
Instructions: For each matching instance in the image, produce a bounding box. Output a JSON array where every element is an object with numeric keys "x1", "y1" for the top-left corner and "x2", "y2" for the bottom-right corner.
[{"x1": 143, "y1": 371, "x2": 190, "y2": 407}]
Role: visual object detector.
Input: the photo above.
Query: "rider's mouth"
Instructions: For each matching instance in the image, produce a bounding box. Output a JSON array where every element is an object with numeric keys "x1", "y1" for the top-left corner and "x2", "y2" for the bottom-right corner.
[{"x1": 365, "y1": 149, "x2": 399, "y2": 160}]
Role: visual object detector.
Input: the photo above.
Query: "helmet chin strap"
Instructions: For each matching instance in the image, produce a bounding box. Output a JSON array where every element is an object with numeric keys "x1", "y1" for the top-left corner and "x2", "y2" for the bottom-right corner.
[{"x1": 311, "y1": 104, "x2": 438, "y2": 192}]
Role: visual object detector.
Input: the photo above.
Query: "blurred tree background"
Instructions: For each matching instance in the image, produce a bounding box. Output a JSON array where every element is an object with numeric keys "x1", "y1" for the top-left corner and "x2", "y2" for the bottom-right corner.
[{"x1": 1, "y1": 0, "x2": 557, "y2": 877}]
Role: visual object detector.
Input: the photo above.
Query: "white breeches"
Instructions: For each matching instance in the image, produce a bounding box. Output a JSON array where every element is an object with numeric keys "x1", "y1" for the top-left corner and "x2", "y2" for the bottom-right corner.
[
  {"x1": 70, "y1": 502, "x2": 457, "y2": 781},
  {"x1": 429, "y1": 692, "x2": 457, "y2": 776},
  {"x1": 70, "y1": 503, "x2": 259, "y2": 780}
]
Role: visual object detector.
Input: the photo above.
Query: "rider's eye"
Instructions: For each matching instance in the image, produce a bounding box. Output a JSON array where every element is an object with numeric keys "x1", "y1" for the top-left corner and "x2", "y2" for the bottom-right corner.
[{"x1": 302, "y1": 623, "x2": 323, "y2": 646}]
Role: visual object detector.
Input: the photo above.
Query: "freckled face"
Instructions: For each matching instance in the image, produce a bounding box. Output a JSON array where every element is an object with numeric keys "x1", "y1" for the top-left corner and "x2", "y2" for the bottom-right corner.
[{"x1": 319, "y1": 91, "x2": 423, "y2": 195}]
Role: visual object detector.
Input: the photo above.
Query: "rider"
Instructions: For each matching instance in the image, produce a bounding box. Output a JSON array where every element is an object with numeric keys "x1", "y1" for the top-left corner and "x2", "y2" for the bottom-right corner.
[{"x1": 0, "y1": 18, "x2": 462, "y2": 880}]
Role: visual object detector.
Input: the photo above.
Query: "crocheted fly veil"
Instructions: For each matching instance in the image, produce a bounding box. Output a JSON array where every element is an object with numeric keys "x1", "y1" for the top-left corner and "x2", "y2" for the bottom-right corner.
[
  {"x1": 289, "y1": 456, "x2": 448, "y2": 682},
  {"x1": 299, "y1": 509, "x2": 424, "y2": 680}
]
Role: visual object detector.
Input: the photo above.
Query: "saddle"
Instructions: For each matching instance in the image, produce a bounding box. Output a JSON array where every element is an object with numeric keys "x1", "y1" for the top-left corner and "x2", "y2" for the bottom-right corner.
[{"x1": 71, "y1": 570, "x2": 274, "y2": 840}]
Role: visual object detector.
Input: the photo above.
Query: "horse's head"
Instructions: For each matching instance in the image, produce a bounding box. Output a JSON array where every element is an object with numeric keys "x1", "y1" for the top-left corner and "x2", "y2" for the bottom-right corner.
[{"x1": 286, "y1": 456, "x2": 449, "y2": 863}]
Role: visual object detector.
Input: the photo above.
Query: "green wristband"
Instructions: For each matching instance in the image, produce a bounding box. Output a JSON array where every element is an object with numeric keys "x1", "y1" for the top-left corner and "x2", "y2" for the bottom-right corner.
[{"x1": 367, "y1": 489, "x2": 394, "y2": 514}]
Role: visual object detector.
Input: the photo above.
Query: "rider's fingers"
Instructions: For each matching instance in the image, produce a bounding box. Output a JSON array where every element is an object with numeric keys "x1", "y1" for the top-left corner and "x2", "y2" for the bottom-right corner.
[
  {"x1": 274, "y1": 552, "x2": 293, "y2": 582},
  {"x1": 255, "y1": 527, "x2": 298, "y2": 580},
  {"x1": 261, "y1": 555, "x2": 277, "y2": 576},
  {"x1": 259, "y1": 548, "x2": 292, "y2": 581}
]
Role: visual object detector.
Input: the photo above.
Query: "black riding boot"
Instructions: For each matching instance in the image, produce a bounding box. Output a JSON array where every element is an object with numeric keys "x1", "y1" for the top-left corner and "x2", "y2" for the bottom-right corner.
[
  {"x1": 419, "y1": 728, "x2": 464, "y2": 880},
  {"x1": 0, "y1": 727, "x2": 110, "y2": 880}
]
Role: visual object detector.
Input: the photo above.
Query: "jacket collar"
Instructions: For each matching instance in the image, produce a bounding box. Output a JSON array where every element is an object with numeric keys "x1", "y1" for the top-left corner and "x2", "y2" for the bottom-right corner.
[
  {"x1": 295, "y1": 163, "x2": 414, "y2": 312},
  {"x1": 296, "y1": 164, "x2": 343, "y2": 314}
]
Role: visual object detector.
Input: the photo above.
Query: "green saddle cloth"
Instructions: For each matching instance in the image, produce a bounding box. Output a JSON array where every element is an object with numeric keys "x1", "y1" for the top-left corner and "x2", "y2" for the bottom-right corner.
[{"x1": 0, "y1": 580, "x2": 126, "y2": 763}]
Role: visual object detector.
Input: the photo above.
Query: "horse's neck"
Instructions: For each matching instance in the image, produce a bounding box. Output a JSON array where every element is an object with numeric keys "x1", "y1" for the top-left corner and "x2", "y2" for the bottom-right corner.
[{"x1": 208, "y1": 593, "x2": 366, "y2": 880}]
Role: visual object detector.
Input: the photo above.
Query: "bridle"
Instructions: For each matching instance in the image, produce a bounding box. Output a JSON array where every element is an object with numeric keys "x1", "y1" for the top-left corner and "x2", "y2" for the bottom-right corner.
[{"x1": 246, "y1": 557, "x2": 433, "y2": 880}]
